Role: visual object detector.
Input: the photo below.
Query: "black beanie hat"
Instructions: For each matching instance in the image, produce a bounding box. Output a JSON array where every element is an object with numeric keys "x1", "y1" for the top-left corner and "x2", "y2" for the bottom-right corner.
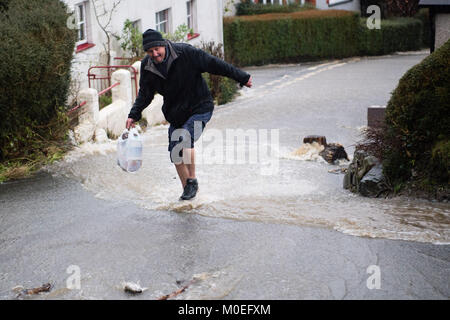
[{"x1": 142, "y1": 29, "x2": 166, "y2": 51}]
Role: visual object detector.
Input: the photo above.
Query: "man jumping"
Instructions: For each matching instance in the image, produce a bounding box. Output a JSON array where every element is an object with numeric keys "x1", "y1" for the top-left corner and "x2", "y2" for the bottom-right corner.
[{"x1": 126, "y1": 29, "x2": 252, "y2": 200}]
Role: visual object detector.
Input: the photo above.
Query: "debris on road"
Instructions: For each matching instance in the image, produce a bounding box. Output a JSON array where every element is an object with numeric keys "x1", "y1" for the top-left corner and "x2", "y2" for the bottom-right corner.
[
  {"x1": 303, "y1": 135, "x2": 327, "y2": 146},
  {"x1": 298, "y1": 135, "x2": 349, "y2": 164},
  {"x1": 158, "y1": 278, "x2": 198, "y2": 300},
  {"x1": 14, "y1": 283, "x2": 53, "y2": 298},
  {"x1": 123, "y1": 281, "x2": 148, "y2": 294},
  {"x1": 319, "y1": 143, "x2": 349, "y2": 164},
  {"x1": 292, "y1": 141, "x2": 324, "y2": 161},
  {"x1": 328, "y1": 168, "x2": 348, "y2": 174}
]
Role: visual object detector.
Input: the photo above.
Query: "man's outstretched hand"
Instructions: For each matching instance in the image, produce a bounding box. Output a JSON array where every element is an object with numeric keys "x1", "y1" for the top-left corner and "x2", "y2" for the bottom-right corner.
[
  {"x1": 244, "y1": 76, "x2": 252, "y2": 88},
  {"x1": 126, "y1": 118, "x2": 136, "y2": 130}
]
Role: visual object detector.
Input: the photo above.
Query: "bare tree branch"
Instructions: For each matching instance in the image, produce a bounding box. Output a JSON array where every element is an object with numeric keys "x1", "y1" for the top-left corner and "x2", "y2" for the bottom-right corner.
[{"x1": 91, "y1": 0, "x2": 122, "y2": 67}]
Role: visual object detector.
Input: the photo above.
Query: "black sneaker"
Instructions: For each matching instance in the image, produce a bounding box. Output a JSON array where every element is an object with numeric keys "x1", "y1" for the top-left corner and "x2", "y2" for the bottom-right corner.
[{"x1": 180, "y1": 178, "x2": 198, "y2": 200}]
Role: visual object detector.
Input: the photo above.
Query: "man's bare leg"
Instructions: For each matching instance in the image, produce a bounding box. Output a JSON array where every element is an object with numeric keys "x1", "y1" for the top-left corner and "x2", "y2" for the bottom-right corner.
[
  {"x1": 174, "y1": 148, "x2": 196, "y2": 188},
  {"x1": 184, "y1": 148, "x2": 196, "y2": 179},
  {"x1": 175, "y1": 163, "x2": 189, "y2": 188}
]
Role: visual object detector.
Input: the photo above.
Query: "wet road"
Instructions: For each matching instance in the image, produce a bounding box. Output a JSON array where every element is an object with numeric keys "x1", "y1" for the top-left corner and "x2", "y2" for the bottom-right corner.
[{"x1": 0, "y1": 52, "x2": 449, "y2": 299}]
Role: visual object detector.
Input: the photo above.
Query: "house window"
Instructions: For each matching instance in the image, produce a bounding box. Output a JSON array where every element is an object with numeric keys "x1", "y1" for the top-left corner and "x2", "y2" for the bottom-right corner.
[
  {"x1": 156, "y1": 9, "x2": 170, "y2": 33},
  {"x1": 132, "y1": 19, "x2": 141, "y2": 32},
  {"x1": 74, "y1": 1, "x2": 95, "y2": 53},
  {"x1": 76, "y1": 2, "x2": 87, "y2": 44},
  {"x1": 186, "y1": 1, "x2": 193, "y2": 30}
]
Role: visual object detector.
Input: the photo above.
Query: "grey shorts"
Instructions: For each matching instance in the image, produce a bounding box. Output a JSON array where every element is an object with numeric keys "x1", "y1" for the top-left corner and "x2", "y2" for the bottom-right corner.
[{"x1": 168, "y1": 111, "x2": 213, "y2": 162}]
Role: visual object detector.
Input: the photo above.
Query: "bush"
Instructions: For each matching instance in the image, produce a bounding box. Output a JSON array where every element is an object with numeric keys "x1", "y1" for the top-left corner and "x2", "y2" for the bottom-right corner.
[
  {"x1": 224, "y1": 10, "x2": 360, "y2": 67},
  {"x1": 415, "y1": 8, "x2": 431, "y2": 48},
  {"x1": 359, "y1": 17, "x2": 423, "y2": 55},
  {"x1": 0, "y1": 0, "x2": 75, "y2": 170},
  {"x1": 236, "y1": 1, "x2": 315, "y2": 16},
  {"x1": 383, "y1": 39, "x2": 450, "y2": 188},
  {"x1": 360, "y1": 0, "x2": 420, "y2": 18},
  {"x1": 384, "y1": 0, "x2": 420, "y2": 17},
  {"x1": 199, "y1": 41, "x2": 238, "y2": 105},
  {"x1": 360, "y1": 0, "x2": 389, "y2": 18}
]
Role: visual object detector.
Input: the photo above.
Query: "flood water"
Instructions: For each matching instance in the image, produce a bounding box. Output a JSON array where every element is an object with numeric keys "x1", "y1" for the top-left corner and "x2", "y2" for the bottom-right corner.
[
  {"x1": 2, "y1": 53, "x2": 450, "y2": 300},
  {"x1": 49, "y1": 54, "x2": 450, "y2": 245}
]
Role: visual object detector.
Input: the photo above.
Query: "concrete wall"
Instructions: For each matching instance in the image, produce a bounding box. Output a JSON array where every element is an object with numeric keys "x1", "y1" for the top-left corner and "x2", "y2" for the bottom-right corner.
[
  {"x1": 63, "y1": 0, "x2": 224, "y2": 91},
  {"x1": 435, "y1": 13, "x2": 450, "y2": 50}
]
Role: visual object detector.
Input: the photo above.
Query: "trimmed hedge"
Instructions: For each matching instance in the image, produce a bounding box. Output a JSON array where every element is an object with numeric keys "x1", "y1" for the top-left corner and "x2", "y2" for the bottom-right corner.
[
  {"x1": 359, "y1": 17, "x2": 423, "y2": 56},
  {"x1": 0, "y1": 0, "x2": 75, "y2": 161},
  {"x1": 224, "y1": 10, "x2": 426, "y2": 67},
  {"x1": 383, "y1": 39, "x2": 450, "y2": 187},
  {"x1": 224, "y1": 10, "x2": 361, "y2": 66}
]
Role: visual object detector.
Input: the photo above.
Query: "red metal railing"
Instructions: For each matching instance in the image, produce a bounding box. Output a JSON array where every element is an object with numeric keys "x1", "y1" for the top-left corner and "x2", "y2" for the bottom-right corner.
[
  {"x1": 68, "y1": 65, "x2": 138, "y2": 116},
  {"x1": 88, "y1": 65, "x2": 138, "y2": 100},
  {"x1": 98, "y1": 82, "x2": 120, "y2": 96},
  {"x1": 67, "y1": 100, "x2": 87, "y2": 114},
  {"x1": 114, "y1": 57, "x2": 132, "y2": 61},
  {"x1": 67, "y1": 82, "x2": 120, "y2": 115}
]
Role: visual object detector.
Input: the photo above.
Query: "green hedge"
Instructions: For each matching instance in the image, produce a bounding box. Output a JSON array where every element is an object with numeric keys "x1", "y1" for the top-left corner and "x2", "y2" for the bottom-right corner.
[
  {"x1": 0, "y1": 0, "x2": 75, "y2": 162},
  {"x1": 224, "y1": 11, "x2": 426, "y2": 67},
  {"x1": 359, "y1": 17, "x2": 423, "y2": 56},
  {"x1": 384, "y1": 39, "x2": 450, "y2": 187},
  {"x1": 224, "y1": 10, "x2": 361, "y2": 66}
]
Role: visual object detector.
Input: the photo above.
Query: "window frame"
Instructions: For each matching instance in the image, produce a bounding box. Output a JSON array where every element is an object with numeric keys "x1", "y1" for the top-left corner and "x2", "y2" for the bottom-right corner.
[
  {"x1": 186, "y1": 1, "x2": 193, "y2": 30},
  {"x1": 155, "y1": 8, "x2": 170, "y2": 34},
  {"x1": 132, "y1": 19, "x2": 141, "y2": 32},
  {"x1": 75, "y1": 2, "x2": 88, "y2": 46}
]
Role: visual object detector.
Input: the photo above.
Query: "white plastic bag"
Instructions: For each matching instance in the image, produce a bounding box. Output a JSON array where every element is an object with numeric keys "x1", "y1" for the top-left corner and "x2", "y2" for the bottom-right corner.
[{"x1": 117, "y1": 128, "x2": 143, "y2": 172}]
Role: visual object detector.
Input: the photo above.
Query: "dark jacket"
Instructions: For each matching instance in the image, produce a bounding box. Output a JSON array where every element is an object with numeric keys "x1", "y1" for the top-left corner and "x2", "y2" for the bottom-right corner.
[{"x1": 128, "y1": 41, "x2": 251, "y2": 128}]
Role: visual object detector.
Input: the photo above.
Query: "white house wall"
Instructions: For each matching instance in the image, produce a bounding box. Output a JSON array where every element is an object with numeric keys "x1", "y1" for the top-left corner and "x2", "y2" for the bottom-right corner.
[{"x1": 63, "y1": 0, "x2": 224, "y2": 92}]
